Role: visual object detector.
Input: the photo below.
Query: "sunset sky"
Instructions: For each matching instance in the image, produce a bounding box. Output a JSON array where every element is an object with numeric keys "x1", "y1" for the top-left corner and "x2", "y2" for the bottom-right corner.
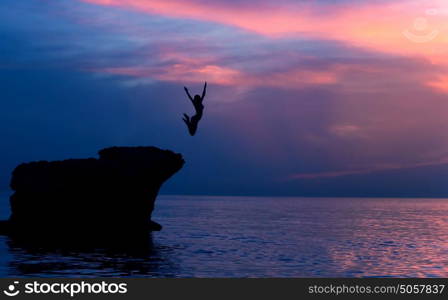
[{"x1": 1, "y1": 0, "x2": 448, "y2": 196}]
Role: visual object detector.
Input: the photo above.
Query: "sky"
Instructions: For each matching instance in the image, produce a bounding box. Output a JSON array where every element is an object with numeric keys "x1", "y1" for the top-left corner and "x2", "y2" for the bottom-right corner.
[{"x1": 0, "y1": 0, "x2": 448, "y2": 197}]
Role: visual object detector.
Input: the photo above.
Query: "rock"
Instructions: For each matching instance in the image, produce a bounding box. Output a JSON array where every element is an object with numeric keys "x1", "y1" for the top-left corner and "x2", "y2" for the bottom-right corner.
[{"x1": 2, "y1": 146, "x2": 184, "y2": 236}]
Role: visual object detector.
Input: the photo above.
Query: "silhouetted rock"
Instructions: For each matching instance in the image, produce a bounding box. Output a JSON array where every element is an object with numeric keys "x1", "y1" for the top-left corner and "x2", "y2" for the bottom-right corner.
[{"x1": 1, "y1": 147, "x2": 184, "y2": 237}]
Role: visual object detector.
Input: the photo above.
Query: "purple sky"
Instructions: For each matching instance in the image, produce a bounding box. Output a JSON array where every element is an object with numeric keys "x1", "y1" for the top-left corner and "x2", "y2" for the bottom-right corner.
[{"x1": 0, "y1": 0, "x2": 448, "y2": 196}]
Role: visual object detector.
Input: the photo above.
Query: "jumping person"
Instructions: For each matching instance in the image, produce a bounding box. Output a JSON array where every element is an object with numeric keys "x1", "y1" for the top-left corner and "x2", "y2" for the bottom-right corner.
[{"x1": 182, "y1": 82, "x2": 207, "y2": 136}]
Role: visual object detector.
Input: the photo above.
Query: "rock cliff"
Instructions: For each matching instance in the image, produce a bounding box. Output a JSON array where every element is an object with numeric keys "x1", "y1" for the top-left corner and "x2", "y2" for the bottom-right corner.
[{"x1": 2, "y1": 146, "x2": 184, "y2": 237}]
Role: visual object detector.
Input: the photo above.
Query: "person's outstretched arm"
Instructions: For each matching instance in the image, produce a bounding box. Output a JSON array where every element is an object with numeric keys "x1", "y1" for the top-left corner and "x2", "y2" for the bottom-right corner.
[
  {"x1": 184, "y1": 87, "x2": 193, "y2": 102},
  {"x1": 201, "y1": 82, "x2": 207, "y2": 99}
]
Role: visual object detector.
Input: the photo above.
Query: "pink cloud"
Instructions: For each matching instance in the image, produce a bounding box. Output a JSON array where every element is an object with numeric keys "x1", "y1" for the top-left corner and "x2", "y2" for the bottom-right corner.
[
  {"x1": 427, "y1": 75, "x2": 448, "y2": 94},
  {"x1": 89, "y1": 45, "x2": 341, "y2": 88},
  {"x1": 80, "y1": 0, "x2": 448, "y2": 60},
  {"x1": 78, "y1": 0, "x2": 448, "y2": 94},
  {"x1": 99, "y1": 65, "x2": 240, "y2": 85},
  {"x1": 95, "y1": 65, "x2": 339, "y2": 88},
  {"x1": 290, "y1": 157, "x2": 448, "y2": 180}
]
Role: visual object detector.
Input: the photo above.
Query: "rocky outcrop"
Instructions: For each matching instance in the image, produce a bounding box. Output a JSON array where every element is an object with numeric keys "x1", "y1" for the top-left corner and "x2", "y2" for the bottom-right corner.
[{"x1": 2, "y1": 146, "x2": 184, "y2": 237}]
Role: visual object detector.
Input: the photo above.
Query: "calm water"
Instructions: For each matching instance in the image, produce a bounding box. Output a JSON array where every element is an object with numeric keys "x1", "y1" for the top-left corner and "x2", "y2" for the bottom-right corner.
[{"x1": 0, "y1": 193, "x2": 447, "y2": 277}]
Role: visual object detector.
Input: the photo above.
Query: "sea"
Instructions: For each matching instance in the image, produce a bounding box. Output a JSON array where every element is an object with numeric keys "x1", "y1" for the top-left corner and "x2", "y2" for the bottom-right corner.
[{"x1": 0, "y1": 192, "x2": 447, "y2": 277}]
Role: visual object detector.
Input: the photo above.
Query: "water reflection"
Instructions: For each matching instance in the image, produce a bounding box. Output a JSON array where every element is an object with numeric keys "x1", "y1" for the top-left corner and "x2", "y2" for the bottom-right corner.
[
  {"x1": 4, "y1": 234, "x2": 179, "y2": 277},
  {"x1": 0, "y1": 196, "x2": 447, "y2": 277},
  {"x1": 326, "y1": 199, "x2": 448, "y2": 277}
]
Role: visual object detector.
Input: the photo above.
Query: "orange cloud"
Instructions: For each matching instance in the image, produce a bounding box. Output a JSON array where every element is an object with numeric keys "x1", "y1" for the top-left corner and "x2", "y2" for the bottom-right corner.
[{"x1": 427, "y1": 75, "x2": 448, "y2": 94}]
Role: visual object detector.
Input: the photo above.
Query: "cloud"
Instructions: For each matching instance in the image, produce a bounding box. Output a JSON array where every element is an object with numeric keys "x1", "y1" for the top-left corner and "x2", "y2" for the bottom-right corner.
[
  {"x1": 71, "y1": 0, "x2": 448, "y2": 97},
  {"x1": 290, "y1": 157, "x2": 448, "y2": 179},
  {"x1": 427, "y1": 75, "x2": 448, "y2": 94},
  {"x1": 329, "y1": 125, "x2": 365, "y2": 139},
  {"x1": 80, "y1": 0, "x2": 448, "y2": 60}
]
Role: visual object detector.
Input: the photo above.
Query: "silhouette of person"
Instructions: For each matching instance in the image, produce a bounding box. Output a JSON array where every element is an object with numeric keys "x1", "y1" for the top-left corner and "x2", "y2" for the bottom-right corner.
[{"x1": 182, "y1": 82, "x2": 207, "y2": 136}]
